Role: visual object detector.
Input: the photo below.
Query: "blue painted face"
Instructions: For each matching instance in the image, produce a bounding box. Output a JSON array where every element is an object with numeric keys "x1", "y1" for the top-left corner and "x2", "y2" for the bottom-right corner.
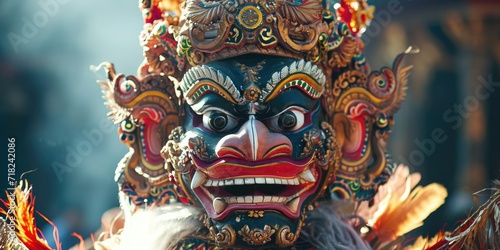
[{"x1": 167, "y1": 55, "x2": 341, "y2": 248}]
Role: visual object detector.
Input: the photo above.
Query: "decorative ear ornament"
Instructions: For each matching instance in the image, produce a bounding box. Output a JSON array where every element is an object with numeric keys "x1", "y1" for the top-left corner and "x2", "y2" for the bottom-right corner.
[
  {"x1": 93, "y1": 61, "x2": 187, "y2": 212},
  {"x1": 94, "y1": 0, "x2": 419, "y2": 248},
  {"x1": 327, "y1": 47, "x2": 416, "y2": 201}
]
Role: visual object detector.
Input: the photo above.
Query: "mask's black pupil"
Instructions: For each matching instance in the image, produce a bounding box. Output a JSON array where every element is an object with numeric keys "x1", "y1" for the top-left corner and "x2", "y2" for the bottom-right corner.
[
  {"x1": 278, "y1": 111, "x2": 296, "y2": 130},
  {"x1": 209, "y1": 112, "x2": 228, "y2": 131}
]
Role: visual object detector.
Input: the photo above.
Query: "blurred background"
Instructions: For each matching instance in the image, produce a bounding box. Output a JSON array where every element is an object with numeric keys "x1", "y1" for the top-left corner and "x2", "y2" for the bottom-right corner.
[{"x1": 0, "y1": 0, "x2": 499, "y2": 248}]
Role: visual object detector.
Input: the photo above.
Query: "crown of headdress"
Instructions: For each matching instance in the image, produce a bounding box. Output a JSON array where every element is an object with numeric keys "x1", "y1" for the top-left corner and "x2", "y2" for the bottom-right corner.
[{"x1": 140, "y1": 0, "x2": 374, "y2": 76}]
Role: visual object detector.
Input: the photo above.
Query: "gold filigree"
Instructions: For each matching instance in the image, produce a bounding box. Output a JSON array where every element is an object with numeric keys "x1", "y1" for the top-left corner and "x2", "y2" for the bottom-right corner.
[
  {"x1": 327, "y1": 23, "x2": 360, "y2": 68},
  {"x1": 258, "y1": 27, "x2": 277, "y2": 46},
  {"x1": 248, "y1": 210, "x2": 264, "y2": 218},
  {"x1": 275, "y1": 14, "x2": 326, "y2": 53},
  {"x1": 332, "y1": 70, "x2": 367, "y2": 98},
  {"x1": 209, "y1": 225, "x2": 237, "y2": 247},
  {"x1": 142, "y1": 33, "x2": 179, "y2": 77},
  {"x1": 321, "y1": 122, "x2": 342, "y2": 172},
  {"x1": 226, "y1": 26, "x2": 243, "y2": 45},
  {"x1": 300, "y1": 129, "x2": 323, "y2": 159},
  {"x1": 275, "y1": 225, "x2": 298, "y2": 248},
  {"x1": 188, "y1": 136, "x2": 210, "y2": 161},
  {"x1": 238, "y1": 225, "x2": 276, "y2": 246},
  {"x1": 237, "y1": 5, "x2": 263, "y2": 30},
  {"x1": 236, "y1": 61, "x2": 265, "y2": 84},
  {"x1": 243, "y1": 86, "x2": 261, "y2": 102},
  {"x1": 161, "y1": 126, "x2": 186, "y2": 172},
  {"x1": 175, "y1": 0, "x2": 333, "y2": 65}
]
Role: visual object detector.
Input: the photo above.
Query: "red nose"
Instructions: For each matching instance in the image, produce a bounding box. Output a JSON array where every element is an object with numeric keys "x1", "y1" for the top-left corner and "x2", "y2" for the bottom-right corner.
[{"x1": 215, "y1": 115, "x2": 293, "y2": 161}]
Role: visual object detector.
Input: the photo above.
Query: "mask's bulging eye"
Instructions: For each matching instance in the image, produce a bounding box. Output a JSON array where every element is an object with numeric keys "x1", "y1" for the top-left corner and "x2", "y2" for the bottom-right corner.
[
  {"x1": 268, "y1": 107, "x2": 306, "y2": 132},
  {"x1": 278, "y1": 111, "x2": 297, "y2": 130},
  {"x1": 202, "y1": 110, "x2": 238, "y2": 132},
  {"x1": 209, "y1": 112, "x2": 228, "y2": 130}
]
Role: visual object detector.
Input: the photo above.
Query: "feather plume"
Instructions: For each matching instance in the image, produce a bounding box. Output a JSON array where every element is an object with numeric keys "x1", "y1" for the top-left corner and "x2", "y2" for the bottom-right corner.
[
  {"x1": 0, "y1": 181, "x2": 62, "y2": 250},
  {"x1": 358, "y1": 164, "x2": 447, "y2": 248},
  {"x1": 94, "y1": 205, "x2": 203, "y2": 250},
  {"x1": 374, "y1": 183, "x2": 447, "y2": 242},
  {"x1": 440, "y1": 180, "x2": 500, "y2": 249},
  {"x1": 403, "y1": 230, "x2": 449, "y2": 250},
  {"x1": 90, "y1": 63, "x2": 131, "y2": 123},
  {"x1": 357, "y1": 164, "x2": 421, "y2": 226}
]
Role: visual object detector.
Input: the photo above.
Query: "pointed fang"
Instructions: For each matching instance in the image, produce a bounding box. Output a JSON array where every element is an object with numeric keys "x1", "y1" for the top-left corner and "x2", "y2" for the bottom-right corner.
[
  {"x1": 299, "y1": 169, "x2": 316, "y2": 183},
  {"x1": 191, "y1": 170, "x2": 207, "y2": 189}
]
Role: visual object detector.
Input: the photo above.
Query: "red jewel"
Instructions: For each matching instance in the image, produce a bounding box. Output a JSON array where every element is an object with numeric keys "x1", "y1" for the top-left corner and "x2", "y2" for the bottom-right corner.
[
  {"x1": 338, "y1": 0, "x2": 357, "y2": 34},
  {"x1": 360, "y1": 13, "x2": 366, "y2": 23}
]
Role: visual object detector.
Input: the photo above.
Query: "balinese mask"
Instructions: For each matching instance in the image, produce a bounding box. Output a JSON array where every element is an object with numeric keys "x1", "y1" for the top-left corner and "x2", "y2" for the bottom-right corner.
[
  {"x1": 98, "y1": 0, "x2": 412, "y2": 248},
  {"x1": 164, "y1": 55, "x2": 340, "y2": 247}
]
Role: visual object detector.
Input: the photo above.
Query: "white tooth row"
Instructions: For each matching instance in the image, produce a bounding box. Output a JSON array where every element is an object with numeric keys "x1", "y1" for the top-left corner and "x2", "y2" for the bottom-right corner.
[
  {"x1": 191, "y1": 169, "x2": 316, "y2": 190},
  {"x1": 224, "y1": 195, "x2": 288, "y2": 204},
  {"x1": 211, "y1": 195, "x2": 301, "y2": 214},
  {"x1": 204, "y1": 177, "x2": 300, "y2": 187}
]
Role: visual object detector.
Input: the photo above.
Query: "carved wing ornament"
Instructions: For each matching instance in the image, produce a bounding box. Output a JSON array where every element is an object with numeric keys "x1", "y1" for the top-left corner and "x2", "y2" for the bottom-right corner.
[{"x1": 95, "y1": 61, "x2": 185, "y2": 211}]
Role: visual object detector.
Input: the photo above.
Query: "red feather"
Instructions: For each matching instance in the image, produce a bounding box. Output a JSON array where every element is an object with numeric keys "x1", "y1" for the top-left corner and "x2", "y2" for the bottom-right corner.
[{"x1": 0, "y1": 181, "x2": 62, "y2": 250}]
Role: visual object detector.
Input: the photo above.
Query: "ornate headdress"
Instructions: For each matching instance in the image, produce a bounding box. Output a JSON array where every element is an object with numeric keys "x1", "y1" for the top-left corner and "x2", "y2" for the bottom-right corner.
[{"x1": 97, "y1": 0, "x2": 413, "y2": 248}]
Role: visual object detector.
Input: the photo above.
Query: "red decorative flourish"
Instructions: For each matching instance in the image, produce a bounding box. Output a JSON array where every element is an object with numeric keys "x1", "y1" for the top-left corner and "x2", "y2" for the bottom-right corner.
[{"x1": 336, "y1": 0, "x2": 375, "y2": 36}]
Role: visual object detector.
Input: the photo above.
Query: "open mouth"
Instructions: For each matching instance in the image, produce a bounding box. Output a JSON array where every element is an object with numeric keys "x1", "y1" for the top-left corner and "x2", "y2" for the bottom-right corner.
[
  {"x1": 139, "y1": 121, "x2": 163, "y2": 164},
  {"x1": 188, "y1": 155, "x2": 321, "y2": 220}
]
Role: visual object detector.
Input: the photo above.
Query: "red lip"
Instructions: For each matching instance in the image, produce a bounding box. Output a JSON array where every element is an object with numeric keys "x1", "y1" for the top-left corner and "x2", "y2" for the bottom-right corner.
[{"x1": 191, "y1": 155, "x2": 314, "y2": 179}]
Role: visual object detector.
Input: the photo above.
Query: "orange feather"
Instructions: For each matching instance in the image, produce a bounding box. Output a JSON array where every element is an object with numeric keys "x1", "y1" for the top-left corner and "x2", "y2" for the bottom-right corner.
[
  {"x1": 0, "y1": 180, "x2": 62, "y2": 250},
  {"x1": 374, "y1": 183, "x2": 448, "y2": 242}
]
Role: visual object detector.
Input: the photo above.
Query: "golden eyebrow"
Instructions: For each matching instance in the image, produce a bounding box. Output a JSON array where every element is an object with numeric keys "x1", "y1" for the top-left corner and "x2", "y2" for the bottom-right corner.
[
  {"x1": 262, "y1": 60, "x2": 326, "y2": 102},
  {"x1": 180, "y1": 65, "x2": 243, "y2": 105}
]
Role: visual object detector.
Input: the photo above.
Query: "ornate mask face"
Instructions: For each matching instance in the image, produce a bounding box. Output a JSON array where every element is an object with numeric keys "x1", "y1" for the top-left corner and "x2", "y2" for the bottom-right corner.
[
  {"x1": 164, "y1": 55, "x2": 340, "y2": 247},
  {"x1": 98, "y1": 0, "x2": 413, "y2": 248}
]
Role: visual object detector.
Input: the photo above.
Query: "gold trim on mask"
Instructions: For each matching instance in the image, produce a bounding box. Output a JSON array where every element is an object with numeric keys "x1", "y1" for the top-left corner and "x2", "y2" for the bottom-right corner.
[
  {"x1": 264, "y1": 74, "x2": 324, "y2": 102},
  {"x1": 181, "y1": 65, "x2": 243, "y2": 105},
  {"x1": 184, "y1": 80, "x2": 239, "y2": 105}
]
